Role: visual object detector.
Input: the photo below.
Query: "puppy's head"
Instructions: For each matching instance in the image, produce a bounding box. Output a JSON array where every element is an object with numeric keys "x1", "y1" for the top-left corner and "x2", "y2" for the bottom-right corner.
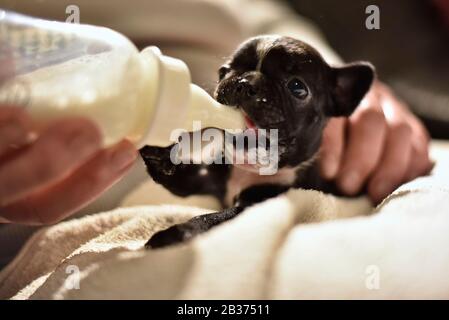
[{"x1": 215, "y1": 35, "x2": 375, "y2": 168}]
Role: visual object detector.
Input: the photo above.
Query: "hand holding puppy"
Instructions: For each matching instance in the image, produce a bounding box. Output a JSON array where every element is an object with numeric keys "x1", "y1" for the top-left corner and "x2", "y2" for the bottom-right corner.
[{"x1": 320, "y1": 81, "x2": 434, "y2": 203}]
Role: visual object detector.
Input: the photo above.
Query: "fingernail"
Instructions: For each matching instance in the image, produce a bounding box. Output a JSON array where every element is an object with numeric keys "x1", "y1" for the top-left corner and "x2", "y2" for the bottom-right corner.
[
  {"x1": 26, "y1": 131, "x2": 38, "y2": 143},
  {"x1": 111, "y1": 144, "x2": 137, "y2": 171},
  {"x1": 339, "y1": 171, "x2": 360, "y2": 195}
]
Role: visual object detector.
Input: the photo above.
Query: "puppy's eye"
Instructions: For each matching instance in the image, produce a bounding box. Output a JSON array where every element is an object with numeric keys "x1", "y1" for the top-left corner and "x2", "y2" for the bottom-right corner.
[
  {"x1": 287, "y1": 78, "x2": 308, "y2": 99},
  {"x1": 218, "y1": 64, "x2": 231, "y2": 80}
]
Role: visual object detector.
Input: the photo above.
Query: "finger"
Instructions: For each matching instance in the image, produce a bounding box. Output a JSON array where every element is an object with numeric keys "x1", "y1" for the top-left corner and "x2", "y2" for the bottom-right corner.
[
  {"x1": 337, "y1": 107, "x2": 387, "y2": 195},
  {"x1": 404, "y1": 144, "x2": 433, "y2": 182},
  {"x1": 0, "y1": 140, "x2": 137, "y2": 225},
  {"x1": 319, "y1": 117, "x2": 346, "y2": 179},
  {"x1": 368, "y1": 122, "x2": 413, "y2": 203},
  {"x1": 0, "y1": 117, "x2": 102, "y2": 206},
  {"x1": 0, "y1": 107, "x2": 35, "y2": 157},
  {"x1": 403, "y1": 114, "x2": 434, "y2": 181}
]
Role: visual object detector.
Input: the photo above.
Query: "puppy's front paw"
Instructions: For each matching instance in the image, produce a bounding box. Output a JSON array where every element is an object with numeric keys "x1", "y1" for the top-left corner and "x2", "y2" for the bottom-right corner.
[
  {"x1": 145, "y1": 223, "x2": 198, "y2": 249},
  {"x1": 139, "y1": 145, "x2": 177, "y2": 176},
  {"x1": 145, "y1": 208, "x2": 244, "y2": 249}
]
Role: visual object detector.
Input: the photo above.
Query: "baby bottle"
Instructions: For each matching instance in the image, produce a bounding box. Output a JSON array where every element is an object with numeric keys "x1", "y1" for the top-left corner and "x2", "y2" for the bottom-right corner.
[{"x1": 0, "y1": 10, "x2": 245, "y2": 147}]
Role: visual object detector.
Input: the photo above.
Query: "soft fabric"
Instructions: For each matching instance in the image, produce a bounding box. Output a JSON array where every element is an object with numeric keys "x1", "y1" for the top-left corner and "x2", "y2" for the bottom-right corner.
[{"x1": 1, "y1": 141, "x2": 449, "y2": 299}]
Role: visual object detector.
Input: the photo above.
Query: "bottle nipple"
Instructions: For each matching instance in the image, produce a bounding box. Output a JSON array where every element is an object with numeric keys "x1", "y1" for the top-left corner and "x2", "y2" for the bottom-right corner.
[{"x1": 186, "y1": 84, "x2": 245, "y2": 131}]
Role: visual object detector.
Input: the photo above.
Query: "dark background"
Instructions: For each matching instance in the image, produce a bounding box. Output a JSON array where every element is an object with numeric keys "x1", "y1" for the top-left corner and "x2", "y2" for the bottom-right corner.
[{"x1": 287, "y1": 0, "x2": 449, "y2": 138}]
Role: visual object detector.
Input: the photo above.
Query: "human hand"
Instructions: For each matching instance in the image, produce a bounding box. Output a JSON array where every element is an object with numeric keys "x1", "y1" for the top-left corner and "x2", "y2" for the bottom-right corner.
[
  {"x1": 0, "y1": 107, "x2": 137, "y2": 225},
  {"x1": 319, "y1": 81, "x2": 434, "y2": 204}
]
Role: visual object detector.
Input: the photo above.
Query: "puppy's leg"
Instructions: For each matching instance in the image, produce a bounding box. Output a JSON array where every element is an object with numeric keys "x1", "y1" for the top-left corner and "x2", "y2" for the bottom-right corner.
[
  {"x1": 146, "y1": 206, "x2": 244, "y2": 248},
  {"x1": 146, "y1": 184, "x2": 292, "y2": 249},
  {"x1": 140, "y1": 145, "x2": 230, "y2": 201},
  {"x1": 234, "y1": 184, "x2": 291, "y2": 207}
]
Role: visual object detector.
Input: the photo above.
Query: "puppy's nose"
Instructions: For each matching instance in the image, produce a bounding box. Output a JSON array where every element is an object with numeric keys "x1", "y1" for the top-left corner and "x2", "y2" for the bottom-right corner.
[{"x1": 235, "y1": 78, "x2": 257, "y2": 98}]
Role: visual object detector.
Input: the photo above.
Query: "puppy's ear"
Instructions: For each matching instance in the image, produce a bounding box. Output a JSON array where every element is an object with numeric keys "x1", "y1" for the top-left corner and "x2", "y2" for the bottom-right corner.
[
  {"x1": 330, "y1": 62, "x2": 375, "y2": 117},
  {"x1": 218, "y1": 63, "x2": 231, "y2": 81}
]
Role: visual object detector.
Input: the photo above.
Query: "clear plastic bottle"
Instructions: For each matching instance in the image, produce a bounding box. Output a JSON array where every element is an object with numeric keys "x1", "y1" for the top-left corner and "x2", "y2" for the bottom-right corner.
[{"x1": 0, "y1": 10, "x2": 245, "y2": 147}]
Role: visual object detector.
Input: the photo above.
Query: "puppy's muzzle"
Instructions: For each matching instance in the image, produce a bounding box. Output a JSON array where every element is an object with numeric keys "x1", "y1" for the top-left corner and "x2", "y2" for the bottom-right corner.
[
  {"x1": 235, "y1": 78, "x2": 258, "y2": 100},
  {"x1": 217, "y1": 72, "x2": 264, "y2": 106}
]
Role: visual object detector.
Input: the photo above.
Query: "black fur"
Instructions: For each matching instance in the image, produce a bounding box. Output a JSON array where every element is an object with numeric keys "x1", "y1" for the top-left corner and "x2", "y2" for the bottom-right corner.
[{"x1": 142, "y1": 36, "x2": 375, "y2": 248}]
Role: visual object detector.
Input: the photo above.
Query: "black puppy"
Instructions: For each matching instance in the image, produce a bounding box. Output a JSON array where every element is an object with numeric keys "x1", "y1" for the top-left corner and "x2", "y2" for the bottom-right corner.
[{"x1": 140, "y1": 35, "x2": 374, "y2": 248}]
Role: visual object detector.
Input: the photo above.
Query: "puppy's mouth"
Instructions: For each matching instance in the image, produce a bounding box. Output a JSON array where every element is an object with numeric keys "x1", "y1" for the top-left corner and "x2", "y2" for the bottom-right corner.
[
  {"x1": 224, "y1": 109, "x2": 279, "y2": 173},
  {"x1": 243, "y1": 113, "x2": 258, "y2": 130},
  {"x1": 216, "y1": 80, "x2": 302, "y2": 169},
  {"x1": 236, "y1": 105, "x2": 298, "y2": 170}
]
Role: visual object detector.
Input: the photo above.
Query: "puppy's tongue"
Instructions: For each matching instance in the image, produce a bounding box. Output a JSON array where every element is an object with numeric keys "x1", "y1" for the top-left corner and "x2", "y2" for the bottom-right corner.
[{"x1": 244, "y1": 115, "x2": 257, "y2": 130}]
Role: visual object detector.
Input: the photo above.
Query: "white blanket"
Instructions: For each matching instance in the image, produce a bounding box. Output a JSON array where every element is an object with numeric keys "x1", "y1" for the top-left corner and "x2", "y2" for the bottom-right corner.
[{"x1": 1, "y1": 141, "x2": 449, "y2": 299}]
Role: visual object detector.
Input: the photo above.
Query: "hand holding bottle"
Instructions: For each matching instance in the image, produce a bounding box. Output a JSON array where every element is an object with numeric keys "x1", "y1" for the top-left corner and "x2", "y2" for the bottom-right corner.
[
  {"x1": 0, "y1": 11, "x2": 245, "y2": 225},
  {"x1": 0, "y1": 106, "x2": 137, "y2": 225}
]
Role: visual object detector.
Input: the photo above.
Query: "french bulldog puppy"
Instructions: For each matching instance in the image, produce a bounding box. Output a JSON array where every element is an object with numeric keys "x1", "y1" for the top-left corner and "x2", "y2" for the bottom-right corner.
[{"x1": 140, "y1": 35, "x2": 375, "y2": 248}]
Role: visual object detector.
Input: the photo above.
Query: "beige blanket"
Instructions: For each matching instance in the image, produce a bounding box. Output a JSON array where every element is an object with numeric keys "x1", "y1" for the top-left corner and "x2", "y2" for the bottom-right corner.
[{"x1": 1, "y1": 141, "x2": 449, "y2": 299}]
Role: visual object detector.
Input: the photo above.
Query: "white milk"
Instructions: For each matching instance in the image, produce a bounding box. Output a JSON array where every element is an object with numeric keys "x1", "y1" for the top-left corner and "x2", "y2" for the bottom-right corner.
[{"x1": 0, "y1": 10, "x2": 245, "y2": 147}]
